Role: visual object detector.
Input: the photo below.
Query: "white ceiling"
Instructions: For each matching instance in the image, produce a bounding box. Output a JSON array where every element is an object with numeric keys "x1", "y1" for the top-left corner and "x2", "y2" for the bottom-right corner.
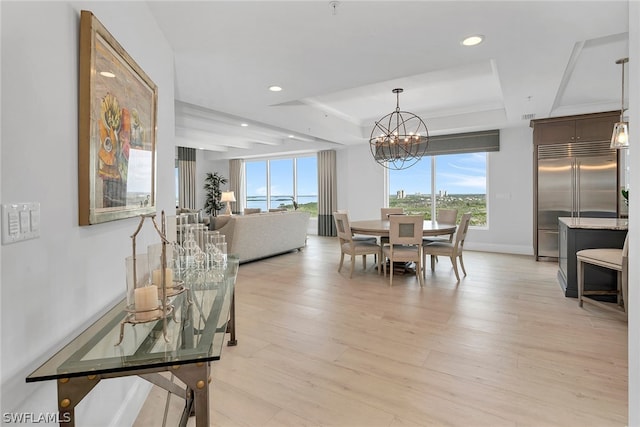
[{"x1": 146, "y1": 1, "x2": 630, "y2": 159}]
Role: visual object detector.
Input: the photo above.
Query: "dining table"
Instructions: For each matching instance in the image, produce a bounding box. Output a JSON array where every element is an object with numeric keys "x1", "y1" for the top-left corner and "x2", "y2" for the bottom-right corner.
[
  {"x1": 350, "y1": 219, "x2": 457, "y2": 238},
  {"x1": 350, "y1": 218, "x2": 457, "y2": 275}
]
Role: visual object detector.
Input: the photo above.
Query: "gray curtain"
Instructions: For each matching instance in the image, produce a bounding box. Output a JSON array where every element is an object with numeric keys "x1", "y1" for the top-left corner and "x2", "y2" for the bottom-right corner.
[
  {"x1": 317, "y1": 150, "x2": 337, "y2": 236},
  {"x1": 229, "y1": 159, "x2": 245, "y2": 214},
  {"x1": 178, "y1": 147, "x2": 196, "y2": 209}
]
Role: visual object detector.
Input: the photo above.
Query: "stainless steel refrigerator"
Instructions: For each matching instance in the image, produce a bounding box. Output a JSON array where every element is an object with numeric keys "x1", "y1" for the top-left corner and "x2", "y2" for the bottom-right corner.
[{"x1": 536, "y1": 141, "x2": 618, "y2": 259}]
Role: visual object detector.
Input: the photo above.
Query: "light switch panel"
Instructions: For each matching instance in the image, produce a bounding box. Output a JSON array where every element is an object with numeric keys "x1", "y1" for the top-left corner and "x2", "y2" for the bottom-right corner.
[{"x1": 2, "y1": 202, "x2": 40, "y2": 244}]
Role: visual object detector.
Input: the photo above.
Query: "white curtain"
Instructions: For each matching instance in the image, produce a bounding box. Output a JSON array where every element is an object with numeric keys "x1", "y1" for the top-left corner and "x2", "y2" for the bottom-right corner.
[
  {"x1": 317, "y1": 150, "x2": 337, "y2": 236},
  {"x1": 229, "y1": 159, "x2": 245, "y2": 214},
  {"x1": 178, "y1": 147, "x2": 196, "y2": 209}
]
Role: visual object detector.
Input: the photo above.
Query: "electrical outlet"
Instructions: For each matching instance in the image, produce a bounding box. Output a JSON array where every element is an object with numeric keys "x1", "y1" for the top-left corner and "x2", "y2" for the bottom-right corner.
[{"x1": 2, "y1": 202, "x2": 40, "y2": 244}]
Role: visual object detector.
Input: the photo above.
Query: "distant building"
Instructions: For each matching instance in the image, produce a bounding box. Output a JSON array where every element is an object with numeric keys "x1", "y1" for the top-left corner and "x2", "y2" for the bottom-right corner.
[
  {"x1": 396, "y1": 190, "x2": 405, "y2": 199},
  {"x1": 438, "y1": 190, "x2": 447, "y2": 197}
]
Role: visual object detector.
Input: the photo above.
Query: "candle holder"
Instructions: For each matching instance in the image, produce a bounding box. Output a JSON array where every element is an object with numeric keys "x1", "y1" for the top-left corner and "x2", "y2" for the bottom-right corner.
[
  {"x1": 148, "y1": 242, "x2": 186, "y2": 299},
  {"x1": 116, "y1": 211, "x2": 174, "y2": 346}
]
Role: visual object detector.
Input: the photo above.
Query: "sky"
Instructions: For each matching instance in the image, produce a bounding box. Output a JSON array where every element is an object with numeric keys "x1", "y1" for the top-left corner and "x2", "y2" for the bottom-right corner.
[
  {"x1": 390, "y1": 152, "x2": 487, "y2": 195},
  {"x1": 246, "y1": 156, "x2": 317, "y2": 198}
]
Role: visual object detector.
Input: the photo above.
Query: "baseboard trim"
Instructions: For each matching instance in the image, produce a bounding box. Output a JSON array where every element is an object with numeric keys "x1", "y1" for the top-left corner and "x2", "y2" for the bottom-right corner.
[
  {"x1": 108, "y1": 378, "x2": 152, "y2": 427},
  {"x1": 464, "y1": 242, "x2": 533, "y2": 256}
]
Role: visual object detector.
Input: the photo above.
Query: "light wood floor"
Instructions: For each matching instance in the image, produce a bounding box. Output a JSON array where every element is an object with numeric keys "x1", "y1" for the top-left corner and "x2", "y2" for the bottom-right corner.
[{"x1": 134, "y1": 235, "x2": 628, "y2": 427}]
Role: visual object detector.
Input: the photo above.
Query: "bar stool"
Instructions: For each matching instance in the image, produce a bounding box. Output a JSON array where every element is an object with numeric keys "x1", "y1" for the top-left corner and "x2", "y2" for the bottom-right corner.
[{"x1": 576, "y1": 234, "x2": 628, "y2": 318}]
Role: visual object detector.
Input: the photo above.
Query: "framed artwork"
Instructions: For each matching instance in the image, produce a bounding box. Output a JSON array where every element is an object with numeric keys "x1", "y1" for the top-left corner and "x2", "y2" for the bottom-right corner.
[{"x1": 78, "y1": 10, "x2": 157, "y2": 225}]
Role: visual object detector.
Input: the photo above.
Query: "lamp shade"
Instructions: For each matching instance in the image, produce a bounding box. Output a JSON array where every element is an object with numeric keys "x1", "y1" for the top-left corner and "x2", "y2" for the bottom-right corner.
[
  {"x1": 610, "y1": 121, "x2": 629, "y2": 149},
  {"x1": 220, "y1": 191, "x2": 235, "y2": 215},
  {"x1": 220, "y1": 191, "x2": 236, "y2": 202},
  {"x1": 611, "y1": 57, "x2": 629, "y2": 149}
]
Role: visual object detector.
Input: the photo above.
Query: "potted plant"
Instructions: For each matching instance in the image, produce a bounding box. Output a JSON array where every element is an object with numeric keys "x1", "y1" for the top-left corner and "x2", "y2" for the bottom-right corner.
[{"x1": 203, "y1": 172, "x2": 228, "y2": 217}]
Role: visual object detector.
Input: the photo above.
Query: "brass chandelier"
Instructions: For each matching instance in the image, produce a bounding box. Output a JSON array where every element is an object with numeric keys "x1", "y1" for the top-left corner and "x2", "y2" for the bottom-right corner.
[{"x1": 369, "y1": 88, "x2": 429, "y2": 170}]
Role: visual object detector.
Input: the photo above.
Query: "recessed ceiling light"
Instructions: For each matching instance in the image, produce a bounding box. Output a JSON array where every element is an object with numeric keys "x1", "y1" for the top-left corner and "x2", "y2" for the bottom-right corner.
[
  {"x1": 462, "y1": 35, "x2": 484, "y2": 46},
  {"x1": 100, "y1": 71, "x2": 116, "y2": 78},
  {"x1": 288, "y1": 135, "x2": 295, "y2": 138},
  {"x1": 240, "y1": 123, "x2": 249, "y2": 127},
  {"x1": 269, "y1": 85, "x2": 283, "y2": 92}
]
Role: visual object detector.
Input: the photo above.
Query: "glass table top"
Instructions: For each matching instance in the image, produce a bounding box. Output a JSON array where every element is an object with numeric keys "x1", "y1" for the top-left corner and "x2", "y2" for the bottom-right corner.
[{"x1": 27, "y1": 256, "x2": 239, "y2": 382}]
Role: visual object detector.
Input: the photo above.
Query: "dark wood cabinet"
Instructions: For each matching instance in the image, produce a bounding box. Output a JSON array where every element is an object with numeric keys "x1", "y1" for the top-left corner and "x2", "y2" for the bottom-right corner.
[
  {"x1": 534, "y1": 119, "x2": 576, "y2": 144},
  {"x1": 532, "y1": 111, "x2": 619, "y2": 145},
  {"x1": 575, "y1": 114, "x2": 620, "y2": 142}
]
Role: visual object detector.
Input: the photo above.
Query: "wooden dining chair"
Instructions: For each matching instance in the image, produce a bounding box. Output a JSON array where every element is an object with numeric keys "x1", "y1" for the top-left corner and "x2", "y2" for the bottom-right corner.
[
  {"x1": 577, "y1": 233, "x2": 628, "y2": 318},
  {"x1": 423, "y1": 208, "x2": 458, "y2": 245},
  {"x1": 383, "y1": 215, "x2": 424, "y2": 287},
  {"x1": 380, "y1": 208, "x2": 404, "y2": 245},
  {"x1": 333, "y1": 212, "x2": 381, "y2": 278},
  {"x1": 380, "y1": 207, "x2": 404, "y2": 219},
  {"x1": 423, "y1": 213, "x2": 471, "y2": 282},
  {"x1": 335, "y1": 210, "x2": 377, "y2": 245}
]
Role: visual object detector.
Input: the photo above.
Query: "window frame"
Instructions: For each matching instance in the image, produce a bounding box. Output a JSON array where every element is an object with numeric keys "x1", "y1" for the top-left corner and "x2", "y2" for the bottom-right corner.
[{"x1": 244, "y1": 155, "x2": 318, "y2": 216}]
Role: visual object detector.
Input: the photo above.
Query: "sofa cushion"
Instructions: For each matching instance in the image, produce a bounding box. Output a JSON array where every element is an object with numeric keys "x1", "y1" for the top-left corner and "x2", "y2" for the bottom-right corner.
[{"x1": 210, "y1": 215, "x2": 231, "y2": 230}]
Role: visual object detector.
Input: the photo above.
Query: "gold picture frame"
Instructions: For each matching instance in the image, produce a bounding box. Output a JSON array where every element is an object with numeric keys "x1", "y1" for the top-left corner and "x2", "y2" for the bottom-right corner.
[{"x1": 78, "y1": 10, "x2": 157, "y2": 225}]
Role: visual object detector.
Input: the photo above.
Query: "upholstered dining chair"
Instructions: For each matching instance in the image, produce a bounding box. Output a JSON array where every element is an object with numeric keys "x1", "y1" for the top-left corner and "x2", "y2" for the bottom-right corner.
[
  {"x1": 335, "y1": 210, "x2": 377, "y2": 245},
  {"x1": 383, "y1": 215, "x2": 424, "y2": 287},
  {"x1": 577, "y1": 233, "x2": 628, "y2": 317},
  {"x1": 333, "y1": 212, "x2": 381, "y2": 278},
  {"x1": 381, "y1": 207, "x2": 404, "y2": 220},
  {"x1": 433, "y1": 208, "x2": 458, "y2": 242},
  {"x1": 423, "y1": 213, "x2": 471, "y2": 282},
  {"x1": 380, "y1": 207, "x2": 404, "y2": 245},
  {"x1": 423, "y1": 208, "x2": 459, "y2": 263}
]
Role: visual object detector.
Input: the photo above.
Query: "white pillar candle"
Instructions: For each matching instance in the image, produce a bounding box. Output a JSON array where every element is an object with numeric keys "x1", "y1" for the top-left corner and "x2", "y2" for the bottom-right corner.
[
  {"x1": 152, "y1": 268, "x2": 174, "y2": 287},
  {"x1": 134, "y1": 285, "x2": 159, "y2": 321}
]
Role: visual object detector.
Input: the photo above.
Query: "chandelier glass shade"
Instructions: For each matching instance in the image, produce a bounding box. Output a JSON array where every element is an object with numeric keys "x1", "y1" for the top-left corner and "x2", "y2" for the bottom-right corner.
[
  {"x1": 610, "y1": 57, "x2": 629, "y2": 149},
  {"x1": 369, "y1": 88, "x2": 429, "y2": 170}
]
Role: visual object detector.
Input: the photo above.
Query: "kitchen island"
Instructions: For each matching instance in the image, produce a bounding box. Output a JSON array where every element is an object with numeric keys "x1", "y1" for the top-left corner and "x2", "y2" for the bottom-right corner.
[{"x1": 558, "y1": 217, "x2": 628, "y2": 298}]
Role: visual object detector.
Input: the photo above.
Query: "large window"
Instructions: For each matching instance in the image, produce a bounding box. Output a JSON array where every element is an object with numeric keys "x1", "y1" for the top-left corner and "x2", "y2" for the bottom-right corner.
[
  {"x1": 269, "y1": 159, "x2": 294, "y2": 209},
  {"x1": 246, "y1": 161, "x2": 268, "y2": 211},
  {"x1": 389, "y1": 153, "x2": 487, "y2": 226},
  {"x1": 245, "y1": 156, "x2": 318, "y2": 217}
]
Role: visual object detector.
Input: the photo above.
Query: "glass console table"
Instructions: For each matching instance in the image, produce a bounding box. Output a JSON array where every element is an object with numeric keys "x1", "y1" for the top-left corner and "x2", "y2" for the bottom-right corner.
[{"x1": 26, "y1": 255, "x2": 239, "y2": 427}]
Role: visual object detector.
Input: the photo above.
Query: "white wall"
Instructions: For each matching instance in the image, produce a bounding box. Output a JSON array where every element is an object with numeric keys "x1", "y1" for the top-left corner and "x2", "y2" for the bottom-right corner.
[
  {"x1": 474, "y1": 126, "x2": 533, "y2": 254},
  {"x1": 335, "y1": 143, "x2": 386, "y2": 220},
  {"x1": 0, "y1": 2, "x2": 175, "y2": 425},
  {"x1": 627, "y1": 1, "x2": 638, "y2": 425}
]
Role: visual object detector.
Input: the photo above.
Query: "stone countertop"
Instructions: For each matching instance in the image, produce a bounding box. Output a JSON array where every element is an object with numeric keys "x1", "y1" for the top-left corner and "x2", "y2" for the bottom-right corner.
[{"x1": 558, "y1": 217, "x2": 629, "y2": 230}]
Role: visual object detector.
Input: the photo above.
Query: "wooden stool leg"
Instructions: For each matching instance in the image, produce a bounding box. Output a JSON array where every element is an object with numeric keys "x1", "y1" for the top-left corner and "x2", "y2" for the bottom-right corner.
[
  {"x1": 616, "y1": 271, "x2": 622, "y2": 307},
  {"x1": 577, "y1": 259, "x2": 584, "y2": 307}
]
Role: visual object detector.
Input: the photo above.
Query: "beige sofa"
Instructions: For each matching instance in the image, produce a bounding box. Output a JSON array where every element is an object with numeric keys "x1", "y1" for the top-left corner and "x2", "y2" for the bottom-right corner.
[{"x1": 211, "y1": 211, "x2": 310, "y2": 263}]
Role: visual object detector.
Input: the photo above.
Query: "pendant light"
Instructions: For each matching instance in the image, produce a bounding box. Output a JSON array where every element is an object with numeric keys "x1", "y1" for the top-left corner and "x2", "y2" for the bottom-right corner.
[
  {"x1": 611, "y1": 57, "x2": 629, "y2": 149},
  {"x1": 369, "y1": 88, "x2": 429, "y2": 170}
]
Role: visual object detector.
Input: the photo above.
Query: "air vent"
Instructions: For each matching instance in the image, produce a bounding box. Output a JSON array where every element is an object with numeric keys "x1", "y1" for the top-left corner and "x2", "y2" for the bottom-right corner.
[{"x1": 522, "y1": 113, "x2": 536, "y2": 120}]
